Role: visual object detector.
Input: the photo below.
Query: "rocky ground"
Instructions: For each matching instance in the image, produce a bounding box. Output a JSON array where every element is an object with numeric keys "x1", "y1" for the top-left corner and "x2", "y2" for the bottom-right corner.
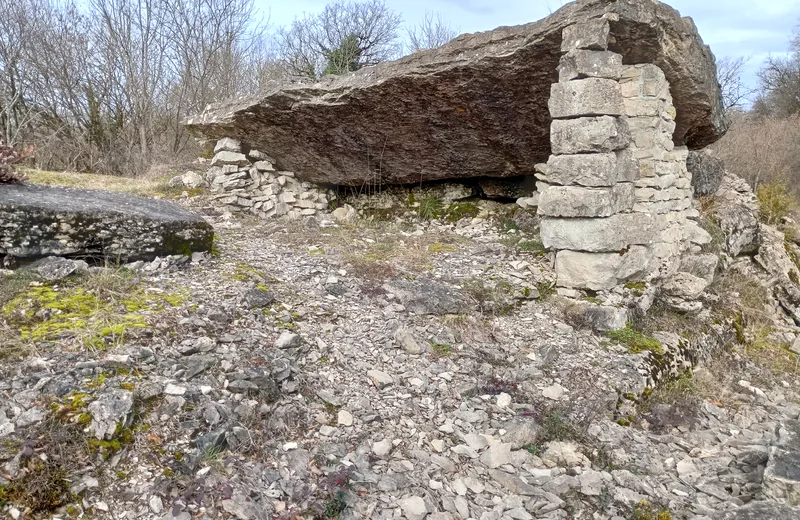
[{"x1": 1, "y1": 197, "x2": 800, "y2": 520}]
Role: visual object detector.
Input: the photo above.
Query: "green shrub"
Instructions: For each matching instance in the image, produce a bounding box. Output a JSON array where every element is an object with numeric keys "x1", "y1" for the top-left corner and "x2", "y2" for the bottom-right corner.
[
  {"x1": 757, "y1": 182, "x2": 794, "y2": 225},
  {"x1": 416, "y1": 195, "x2": 444, "y2": 220}
]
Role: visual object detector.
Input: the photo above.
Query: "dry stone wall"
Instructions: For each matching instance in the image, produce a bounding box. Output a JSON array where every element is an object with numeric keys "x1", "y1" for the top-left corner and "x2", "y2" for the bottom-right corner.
[
  {"x1": 206, "y1": 138, "x2": 332, "y2": 219},
  {"x1": 538, "y1": 19, "x2": 710, "y2": 291}
]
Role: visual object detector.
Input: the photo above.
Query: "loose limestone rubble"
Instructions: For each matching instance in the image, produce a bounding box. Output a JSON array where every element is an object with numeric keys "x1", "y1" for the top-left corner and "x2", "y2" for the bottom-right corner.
[
  {"x1": 0, "y1": 183, "x2": 213, "y2": 261},
  {"x1": 1, "y1": 209, "x2": 799, "y2": 519},
  {"x1": 185, "y1": 0, "x2": 725, "y2": 186}
]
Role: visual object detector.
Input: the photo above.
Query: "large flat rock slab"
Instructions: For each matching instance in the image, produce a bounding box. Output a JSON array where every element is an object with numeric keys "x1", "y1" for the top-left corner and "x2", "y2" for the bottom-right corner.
[
  {"x1": 0, "y1": 184, "x2": 213, "y2": 261},
  {"x1": 186, "y1": 0, "x2": 726, "y2": 186},
  {"x1": 713, "y1": 501, "x2": 800, "y2": 520}
]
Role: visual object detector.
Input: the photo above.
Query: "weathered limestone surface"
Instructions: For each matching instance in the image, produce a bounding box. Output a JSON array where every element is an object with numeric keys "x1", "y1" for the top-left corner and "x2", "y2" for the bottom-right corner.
[
  {"x1": 540, "y1": 151, "x2": 637, "y2": 187},
  {"x1": 540, "y1": 213, "x2": 654, "y2": 252},
  {"x1": 764, "y1": 420, "x2": 800, "y2": 506},
  {"x1": 556, "y1": 246, "x2": 650, "y2": 290},
  {"x1": 712, "y1": 502, "x2": 800, "y2": 520},
  {"x1": 550, "y1": 116, "x2": 631, "y2": 155},
  {"x1": 548, "y1": 78, "x2": 623, "y2": 118},
  {"x1": 537, "y1": 182, "x2": 634, "y2": 217},
  {"x1": 0, "y1": 184, "x2": 213, "y2": 260},
  {"x1": 186, "y1": 0, "x2": 726, "y2": 185},
  {"x1": 558, "y1": 49, "x2": 623, "y2": 81}
]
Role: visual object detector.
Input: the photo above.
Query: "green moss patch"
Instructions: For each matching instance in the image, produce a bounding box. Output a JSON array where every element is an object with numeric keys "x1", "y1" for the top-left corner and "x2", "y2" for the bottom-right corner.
[
  {"x1": 1, "y1": 275, "x2": 183, "y2": 350},
  {"x1": 608, "y1": 324, "x2": 663, "y2": 355}
]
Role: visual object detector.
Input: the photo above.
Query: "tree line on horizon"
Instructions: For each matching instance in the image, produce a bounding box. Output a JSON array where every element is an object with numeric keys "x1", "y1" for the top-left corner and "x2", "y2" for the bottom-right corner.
[{"x1": 0, "y1": 0, "x2": 797, "y2": 180}]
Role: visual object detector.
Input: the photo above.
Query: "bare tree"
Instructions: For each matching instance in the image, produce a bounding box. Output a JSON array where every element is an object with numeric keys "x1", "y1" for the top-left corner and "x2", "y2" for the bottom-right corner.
[
  {"x1": 277, "y1": 0, "x2": 403, "y2": 78},
  {"x1": 755, "y1": 29, "x2": 800, "y2": 117},
  {"x1": 406, "y1": 12, "x2": 459, "y2": 53},
  {"x1": 716, "y1": 56, "x2": 756, "y2": 114}
]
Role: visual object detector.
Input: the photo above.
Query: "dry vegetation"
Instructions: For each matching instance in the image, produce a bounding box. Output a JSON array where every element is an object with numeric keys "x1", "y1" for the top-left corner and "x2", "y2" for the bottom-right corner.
[
  {"x1": 712, "y1": 114, "x2": 800, "y2": 196},
  {"x1": 279, "y1": 218, "x2": 469, "y2": 287},
  {"x1": 20, "y1": 168, "x2": 191, "y2": 198}
]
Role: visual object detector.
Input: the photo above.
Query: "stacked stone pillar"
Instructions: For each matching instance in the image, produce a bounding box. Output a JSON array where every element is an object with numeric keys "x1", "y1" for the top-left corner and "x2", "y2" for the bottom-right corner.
[
  {"x1": 620, "y1": 64, "x2": 705, "y2": 278},
  {"x1": 538, "y1": 19, "x2": 654, "y2": 291}
]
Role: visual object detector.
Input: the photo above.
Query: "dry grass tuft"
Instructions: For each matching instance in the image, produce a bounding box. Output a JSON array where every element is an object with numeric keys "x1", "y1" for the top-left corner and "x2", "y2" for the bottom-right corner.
[
  {"x1": 280, "y1": 219, "x2": 468, "y2": 285},
  {"x1": 22, "y1": 168, "x2": 190, "y2": 198}
]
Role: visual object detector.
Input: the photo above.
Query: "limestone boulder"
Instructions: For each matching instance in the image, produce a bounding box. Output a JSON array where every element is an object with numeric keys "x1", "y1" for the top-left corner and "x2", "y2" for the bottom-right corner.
[
  {"x1": 713, "y1": 172, "x2": 761, "y2": 257},
  {"x1": 716, "y1": 203, "x2": 760, "y2": 257},
  {"x1": 687, "y1": 149, "x2": 725, "y2": 196},
  {"x1": 186, "y1": 0, "x2": 726, "y2": 186},
  {"x1": 0, "y1": 184, "x2": 214, "y2": 261},
  {"x1": 713, "y1": 502, "x2": 800, "y2": 520}
]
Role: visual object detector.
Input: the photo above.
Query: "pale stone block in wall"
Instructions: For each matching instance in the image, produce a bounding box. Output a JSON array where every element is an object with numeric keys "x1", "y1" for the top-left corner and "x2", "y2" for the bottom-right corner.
[
  {"x1": 633, "y1": 198, "x2": 691, "y2": 214},
  {"x1": 540, "y1": 149, "x2": 637, "y2": 187},
  {"x1": 254, "y1": 161, "x2": 275, "y2": 171},
  {"x1": 561, "y1": 19, "x2": 609, "y2": 51},
  {"x1": 538, "y1": 183, "x2": 635, "y2": 217},
  {"x1": 555, "y1": 246, "x2": 651, "y2": 290},
  {"x1": 550, "y1": 116, "x2": 631, "y2": 155},
  {"x1": 558, "y1": 50, "x2": 623, "y2": 82},
  {"x1": 620, "y1": 64, "x2": 671, "y2": 101},
  {"x1": 211, "y1": 151, "x2": 249, "y2": 167},
  {"x1": 214, "y1": 137, "x2": 241, "y2": 153},
  {"x1": 623, "y1": 98, "x2": 665, "y2": 117},
  {"x1": 549, "y1": 79, "x2": 623, "y2": 118},
  {"x1": 540, "y1": 213, "x2": 654, "y2": 252},
  {"x1": 635, "y1": 174, "x2": 677, "y2": 189}
]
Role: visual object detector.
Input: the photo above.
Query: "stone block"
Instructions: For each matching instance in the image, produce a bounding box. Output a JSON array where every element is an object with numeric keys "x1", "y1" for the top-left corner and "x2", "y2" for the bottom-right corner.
[
  {"x1": 661, "y1": 272, "x2": 710, "y2": 299},
  {"x1": 254, "y1": 160, "x2": 275, "y2": 171},
  {"x1": 538, "y1": 183, "x2": 634, "y2": 217},
  {"x1": 550, "y1": 116, "x2": 631, "y2": 155},
  {"x1": 211, "y1": 151, "x2": 249, "y2": 167},
  {"x1": 542, "y1": 149, "x2": 638, "y2": 187},
  {"x1": 558, "y1": 50, "x2": 622, "y2": 81},
  {"x1": 549, "y1": 78, "x2": 623, "y2": 118},
  {"x1": 556, "y1": 246, "x2": 651, "y2": 290},
  {"x1": 542, "y1": 152, "x2": 624, "y2": 187},
  {"x1": 540, "y1": 213, "x2": 654, "y2": 252},
  {"x1": 561, "y1": 19, "x2": 609, "y2": 51},
  {"x1": 214, "y1": 137, "x2": 241, "y2": 153},
  {"x1": 563, "y1": 302, "x2": 628, "y2": 331},
  {"x1": 623, "y1": 98, "x2": 665, "y2": 117}
]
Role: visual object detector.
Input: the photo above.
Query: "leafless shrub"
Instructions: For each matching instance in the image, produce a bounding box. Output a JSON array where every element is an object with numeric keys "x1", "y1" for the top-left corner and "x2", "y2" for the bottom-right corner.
[
  {"x1": 0, "y1": 0, "x2": 277, "y2": 177},
  {"x1": 277, "y1": 0, "x2": 403, "y2": 78},
  {"x1": 754, "y1": 28, "x2": 800, "y2": 118},
  {"x1": 711, "y1": 113, "x2": 800, "y2": 194},
  {"x1": 716, "y1": 56, "x2": 756, "y2": 114},
  {"x1": 0, "y1": 139, "x2": 30, "y2": 183},
  {"x1": 406, "y1": 12, "x2": 458, "y2": 53}
]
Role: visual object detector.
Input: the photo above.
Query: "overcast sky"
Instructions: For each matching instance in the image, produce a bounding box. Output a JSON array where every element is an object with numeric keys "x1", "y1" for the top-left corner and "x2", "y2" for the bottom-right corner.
[{"x1": 259, "y1": 0, "x2": 799, "y2": 100}]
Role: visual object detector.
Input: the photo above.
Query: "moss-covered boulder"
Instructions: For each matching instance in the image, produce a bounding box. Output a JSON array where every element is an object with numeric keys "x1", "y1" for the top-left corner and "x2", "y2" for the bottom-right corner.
[{"x1": 0, "y1": 183, "x2": 213, "y2": 261}]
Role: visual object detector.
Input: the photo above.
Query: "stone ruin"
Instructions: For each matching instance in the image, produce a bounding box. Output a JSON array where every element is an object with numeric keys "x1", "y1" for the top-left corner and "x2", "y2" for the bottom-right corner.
[
  {"x1": 537, "y1": 20, "x2": 710, "y2": 292},
  {"x1": 204, "y1": 138, "x2": 332, "y2": 220},
  {"x1": 185, "y1": 0, "x2": 727, "y2": 296}
]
